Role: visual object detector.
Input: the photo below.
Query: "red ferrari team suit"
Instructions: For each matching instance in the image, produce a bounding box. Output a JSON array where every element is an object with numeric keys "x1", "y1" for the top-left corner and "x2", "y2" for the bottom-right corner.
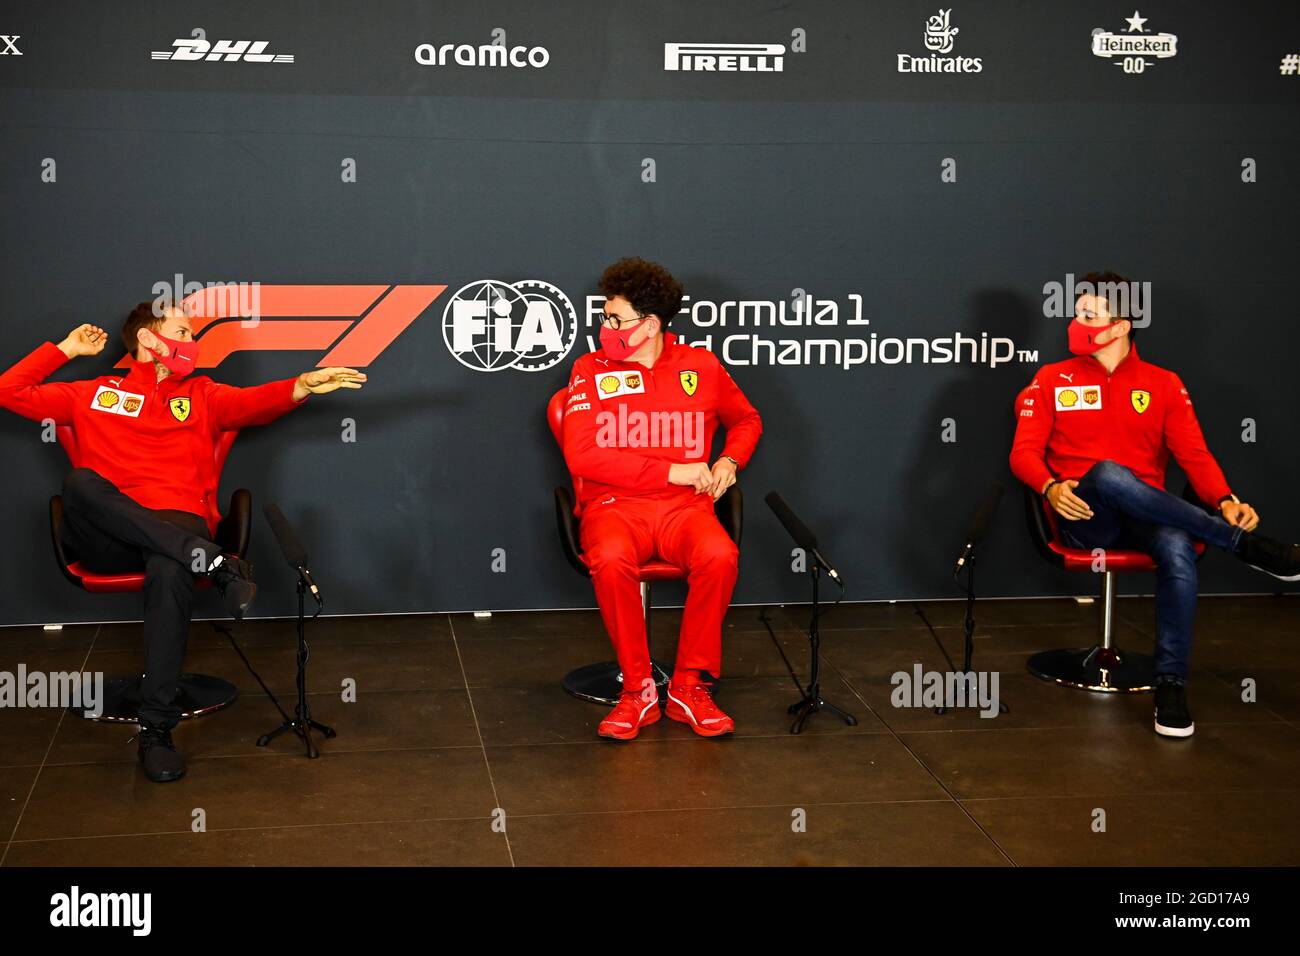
[
  {"x1": 0, "y1": 341, "x2": 303, "y2": 726},
  {"x1": 1009, "y1": 344, "x2": 1236, "y2": 679},
  {"x1": 561, "y1": 333, "x2": 762, "y2": 690},
  {"x1": 1009, "y1": 345, "x2": 1230, "y2": 504}
]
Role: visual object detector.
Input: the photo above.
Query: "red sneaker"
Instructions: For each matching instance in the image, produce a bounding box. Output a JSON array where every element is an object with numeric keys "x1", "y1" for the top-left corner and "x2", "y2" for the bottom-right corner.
[
  {"x1": 597, "y1": 690, "x2": 661, "y2": 741},
  {"x1": 665, "y1": 681, "x2": 735, "y2": 737}
]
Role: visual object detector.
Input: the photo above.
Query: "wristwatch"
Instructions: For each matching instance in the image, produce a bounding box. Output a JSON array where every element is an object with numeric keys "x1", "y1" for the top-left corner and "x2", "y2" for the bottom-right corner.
[{"x1": 721, "y1": 456, "x2": 739, "y2": 467}]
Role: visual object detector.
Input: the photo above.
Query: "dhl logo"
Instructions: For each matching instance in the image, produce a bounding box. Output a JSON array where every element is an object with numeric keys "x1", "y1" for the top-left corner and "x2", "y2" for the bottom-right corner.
[{"x1": 116, "y1": 284, "x2": 446, "y2": 370}]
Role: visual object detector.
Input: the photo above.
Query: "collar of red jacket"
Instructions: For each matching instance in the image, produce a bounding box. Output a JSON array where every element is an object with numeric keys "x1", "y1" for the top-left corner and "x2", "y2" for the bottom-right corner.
[
  {"x1": 598, "y1": 330, "x2": 682, "y2": 368},
  {"x1": 123, "y1": 353, "x2": 165, "y2": 390},
  {"x1": 1069, "y1": 342, "x2": 1143, "y2": 377}
]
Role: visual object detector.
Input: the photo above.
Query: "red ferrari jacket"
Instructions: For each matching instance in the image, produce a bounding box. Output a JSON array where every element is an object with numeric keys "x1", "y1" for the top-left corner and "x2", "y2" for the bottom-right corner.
[
  {"x1": 561, "y1": 333, "x2": 762, "y2": 512},
  {"x1": 1009, "y1": 345, "x2": 1231, "y2": 506},
  {"x1": 0, "y1": 342, "x2": 303, "y2": 532}
]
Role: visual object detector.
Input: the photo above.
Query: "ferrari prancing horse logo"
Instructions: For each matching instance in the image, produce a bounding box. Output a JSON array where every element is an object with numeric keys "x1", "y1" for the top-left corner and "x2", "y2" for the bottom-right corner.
[
  {"x1": 679, "y1": 370, "x2": 698, "y2": 396},
  {"x1": 169, "y1": 397, "x2": 191, "y2": 422},
  {"x1": 1130, "y1": 389, "x2": 1151, "y2": 414}
]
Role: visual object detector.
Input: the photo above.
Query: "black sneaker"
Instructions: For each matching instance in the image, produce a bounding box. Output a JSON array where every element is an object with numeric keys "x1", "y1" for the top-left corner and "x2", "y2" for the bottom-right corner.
[
  {"x1": 136, "y1": 723, "x2": 186, "y2": 782},
  {"x1": 1236, "y1": 532, "x2": 1300, "y2": 582},
  {"x1": 207, "y1": 553, "x2": 257, "y2": 620},
  {"x1": 1153, "y1": 679, "x2": 1194, "y2": 738}
]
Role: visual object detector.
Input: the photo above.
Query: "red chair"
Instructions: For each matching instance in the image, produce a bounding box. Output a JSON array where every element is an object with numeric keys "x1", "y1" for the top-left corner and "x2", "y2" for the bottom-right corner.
[
  {"x1": 1023, "y1": 484, "x2": 1206, "y2": 692},
  {"x1": 48, "y1": 426, "x2": 250, "y2": 721},
  {"x1": 547, "y1": 388, "x2": 743, "y2": 705}
]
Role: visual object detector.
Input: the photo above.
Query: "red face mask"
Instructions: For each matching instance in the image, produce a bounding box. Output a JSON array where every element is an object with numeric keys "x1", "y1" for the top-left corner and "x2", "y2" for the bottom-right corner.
[
  {"x1": 1068, "y1": 318, "x2": 1121, "y2": 356},
  {"x1": 599, "y1": 319, "x2": 650, "y2": 361},
  {"x1": 148, "y1": 332, "x2": 200, "y2": 379}
]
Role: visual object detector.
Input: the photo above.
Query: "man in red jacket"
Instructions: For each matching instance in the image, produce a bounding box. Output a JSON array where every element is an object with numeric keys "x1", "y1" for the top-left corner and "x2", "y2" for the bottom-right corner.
[
  {"x1": 1010, "y1": 272, "x2": 1300, "y2": 738},
  {"x1": 0, "y1": 302, "x2": 365, "y2": 781},
  {"x1": 563, "y1": 257, "x2": 762, "y2": 740}
]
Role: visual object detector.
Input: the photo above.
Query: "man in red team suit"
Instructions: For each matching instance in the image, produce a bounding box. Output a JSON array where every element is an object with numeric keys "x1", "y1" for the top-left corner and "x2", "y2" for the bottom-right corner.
[
  {"x1": 562, "y1": 257, "x2": 762, "y2": 740},
  {"x1": 1010, "y1": 272, "x2": 1300, "y2": 738},
  {"x1": 0, "y1": 302, "x2": 365, "y2": 780}
]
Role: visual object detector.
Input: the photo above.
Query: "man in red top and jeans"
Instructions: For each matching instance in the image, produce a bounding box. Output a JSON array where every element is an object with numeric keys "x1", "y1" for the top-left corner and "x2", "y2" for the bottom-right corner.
[
  {"x1": 0, "y1": 302, "x2": 366, "y2": 781},
  {"x1": 563, "y1": 257, "x2": 762, "y2": 740},
  {"x1": 1010, "y1": 272, "x2": 1300, "y2": 738}
]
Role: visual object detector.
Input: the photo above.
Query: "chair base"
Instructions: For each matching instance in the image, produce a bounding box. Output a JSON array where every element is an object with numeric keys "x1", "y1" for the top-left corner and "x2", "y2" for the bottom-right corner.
[
  {"x1": 1027, "y1": 645, "x2": 1156, "y2": 693},
  {"x1": 78, "y1": 673, "x2": 239, "y2": 723},
  {"x1": 562, "y1": 660, "x2": 672, "y2": 706}
]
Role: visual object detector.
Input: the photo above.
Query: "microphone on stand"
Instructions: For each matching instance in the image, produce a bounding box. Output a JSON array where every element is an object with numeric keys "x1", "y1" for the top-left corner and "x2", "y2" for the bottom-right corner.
[
  {"x1": 764, "y1": 491, "x2": 845, "y2": 588},
  {"x1": 953, "y1": 482, "x2": 1004, "y2": 578},
  {"x1": 256, "y1": 502, "x2": 337, "y2": 757},
  {"x1": 263, "y1": 503, "x2": 322, "y2": 606}
]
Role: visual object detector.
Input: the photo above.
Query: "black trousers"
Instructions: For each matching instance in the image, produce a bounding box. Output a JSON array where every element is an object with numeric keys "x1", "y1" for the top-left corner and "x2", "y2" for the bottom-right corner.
[{"x1": 60, "y1": 468, "x2": 223, "y2": 728}]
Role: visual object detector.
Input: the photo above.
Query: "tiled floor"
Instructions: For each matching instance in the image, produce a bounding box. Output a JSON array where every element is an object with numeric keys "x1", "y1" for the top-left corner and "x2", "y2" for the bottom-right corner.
[{"x1": 1, "y1": 595, "x2": 1297, "y2": 866}]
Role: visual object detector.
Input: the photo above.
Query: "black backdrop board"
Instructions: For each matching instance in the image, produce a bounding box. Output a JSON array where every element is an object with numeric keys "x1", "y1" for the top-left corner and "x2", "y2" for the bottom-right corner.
[{"x1": 1, "y1": 1, "x2": 1296, "y2": 624}]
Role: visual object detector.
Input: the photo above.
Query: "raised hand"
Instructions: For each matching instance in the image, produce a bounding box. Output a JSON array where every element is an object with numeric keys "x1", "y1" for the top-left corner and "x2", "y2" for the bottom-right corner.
[{"x1": 58, "y1": 324, "x2": 108, "y2": 359}]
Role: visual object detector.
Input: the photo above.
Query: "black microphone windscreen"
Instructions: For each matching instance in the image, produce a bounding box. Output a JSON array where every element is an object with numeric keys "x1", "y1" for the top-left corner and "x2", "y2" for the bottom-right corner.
[
  {"x1": 764, "y1": 492, "x2": 819, "y2": 551},
  {"x1": 263, "y1": 502, "x2": 309, "y2": 568},
  {"x1": 964, "y1": 482, "x2": 1005, "y2": 545}
]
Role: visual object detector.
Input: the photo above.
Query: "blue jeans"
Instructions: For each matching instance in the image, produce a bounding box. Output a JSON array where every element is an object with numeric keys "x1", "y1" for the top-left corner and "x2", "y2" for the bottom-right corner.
[{"x1": 1058, "y1": 460, "x2": 1244, "y2": 680}]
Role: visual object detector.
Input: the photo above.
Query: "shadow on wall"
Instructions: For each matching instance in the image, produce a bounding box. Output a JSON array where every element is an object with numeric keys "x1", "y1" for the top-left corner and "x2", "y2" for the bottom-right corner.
[{"x1": 895, "y1": 287, "x2": 1062, "y2": 599}]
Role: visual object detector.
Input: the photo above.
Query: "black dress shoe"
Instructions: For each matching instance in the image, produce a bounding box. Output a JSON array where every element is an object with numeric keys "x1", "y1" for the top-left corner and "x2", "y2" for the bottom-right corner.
[
  {"x1": 137, "y1": 723, "x2": 186, "y2": 782},
  {"x1": 1154, "y1": 679, "x2": 1194, "y2": 738},
  {"x1": 207, "y1": 553, "x2": 257, "y2": 620},
  {"x1": 1236, "y1": 533, "x2": 1300, "y2": 581}
]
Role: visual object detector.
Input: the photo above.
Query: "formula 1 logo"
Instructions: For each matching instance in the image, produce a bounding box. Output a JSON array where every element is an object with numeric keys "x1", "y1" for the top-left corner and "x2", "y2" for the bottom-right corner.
[
  {"x1": 442, "y1": 279, "x2": 577, "y2": 373},
  {"x1": 151, "y1": 37, "x2": 295, "y2": 63},
  {"x1": 114, "y1": 285, "x2": 446, "y2": 371}
]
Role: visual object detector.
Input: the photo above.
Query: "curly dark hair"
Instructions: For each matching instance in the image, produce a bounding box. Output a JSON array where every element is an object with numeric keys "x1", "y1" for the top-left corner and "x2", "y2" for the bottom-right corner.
[{"x1": 598, "y1": 257, "x2": 684, "y2": 327}]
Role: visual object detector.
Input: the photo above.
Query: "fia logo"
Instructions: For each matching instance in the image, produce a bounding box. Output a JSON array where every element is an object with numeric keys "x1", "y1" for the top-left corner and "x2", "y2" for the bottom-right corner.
[{"x1": 442, "y1": 279, "x2": 577, "y2": 372}]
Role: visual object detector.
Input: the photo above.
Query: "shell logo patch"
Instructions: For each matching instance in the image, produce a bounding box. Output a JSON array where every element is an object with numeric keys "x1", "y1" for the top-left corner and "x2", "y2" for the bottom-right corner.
[
  {"x1": 1054, "y1": 385, "x2": 1099, "y2": 411},
  {"x1": 90, "y1": 385, "x2": 145, "y2": 418},
  {"x1": 1131, "y1": 389, "x2": 1151, "y2": 414},
  {"x1": 594, "y1": 370, "x2": 646, "y2": 400},
  {"x1": 169, "y1": 397, "x2": 191, "y2": 422},
  {"x1": 679, "y1": 370, "x2": 699, "y2": 397}
]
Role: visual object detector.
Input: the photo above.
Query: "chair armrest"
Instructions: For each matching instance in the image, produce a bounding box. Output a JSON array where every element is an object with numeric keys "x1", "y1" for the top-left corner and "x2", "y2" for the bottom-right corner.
[
  {"x1": 553, "y1": 486, "x2": 589, "y2": 577},
  {"x1": 216, "y1": 488, "x2": 252, "y2": 557},
  {"x1": 715, "y1": 483, "x2": 744, "y2": 548},
  {"x1": 49, "y1": 495, "x2": 85, "y2": 587},
  {"x1": 1022, "y1": 484, "x2": 1064, "y2": 567}
]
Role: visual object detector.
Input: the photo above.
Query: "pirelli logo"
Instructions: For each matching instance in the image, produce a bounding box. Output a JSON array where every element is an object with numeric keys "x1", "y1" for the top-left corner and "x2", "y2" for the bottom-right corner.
[
  {"x1": 663, "y1": 42, "x2": 785, "y2": 72},
  {"x1": 115, "y1": 284, "x2": 445, "y2": 371}
]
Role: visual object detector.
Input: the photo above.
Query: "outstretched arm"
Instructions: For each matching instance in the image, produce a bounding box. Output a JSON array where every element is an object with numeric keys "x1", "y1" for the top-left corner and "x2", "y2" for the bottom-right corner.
[
  {"x1": 0, "y1": 324, "x2": 107, "y2": 424},
  {"x1": 292, "y1": 367, "x2": 367, "y2": 401},
  {"x1": 208, "y1": 367, "x2": 367, "y2": 432}
]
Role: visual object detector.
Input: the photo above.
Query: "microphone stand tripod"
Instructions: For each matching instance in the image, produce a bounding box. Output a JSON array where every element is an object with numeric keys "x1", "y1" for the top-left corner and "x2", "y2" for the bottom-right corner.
[
  {"x1": 935, "y1": 551, "x2": 1009, "y2": 716},
  {"x1": 788, "y1": 565, "x2": 858, "y2": 734},
  {"x1": 256, "y1": 577, "x2": 336, "y2": 758}
]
